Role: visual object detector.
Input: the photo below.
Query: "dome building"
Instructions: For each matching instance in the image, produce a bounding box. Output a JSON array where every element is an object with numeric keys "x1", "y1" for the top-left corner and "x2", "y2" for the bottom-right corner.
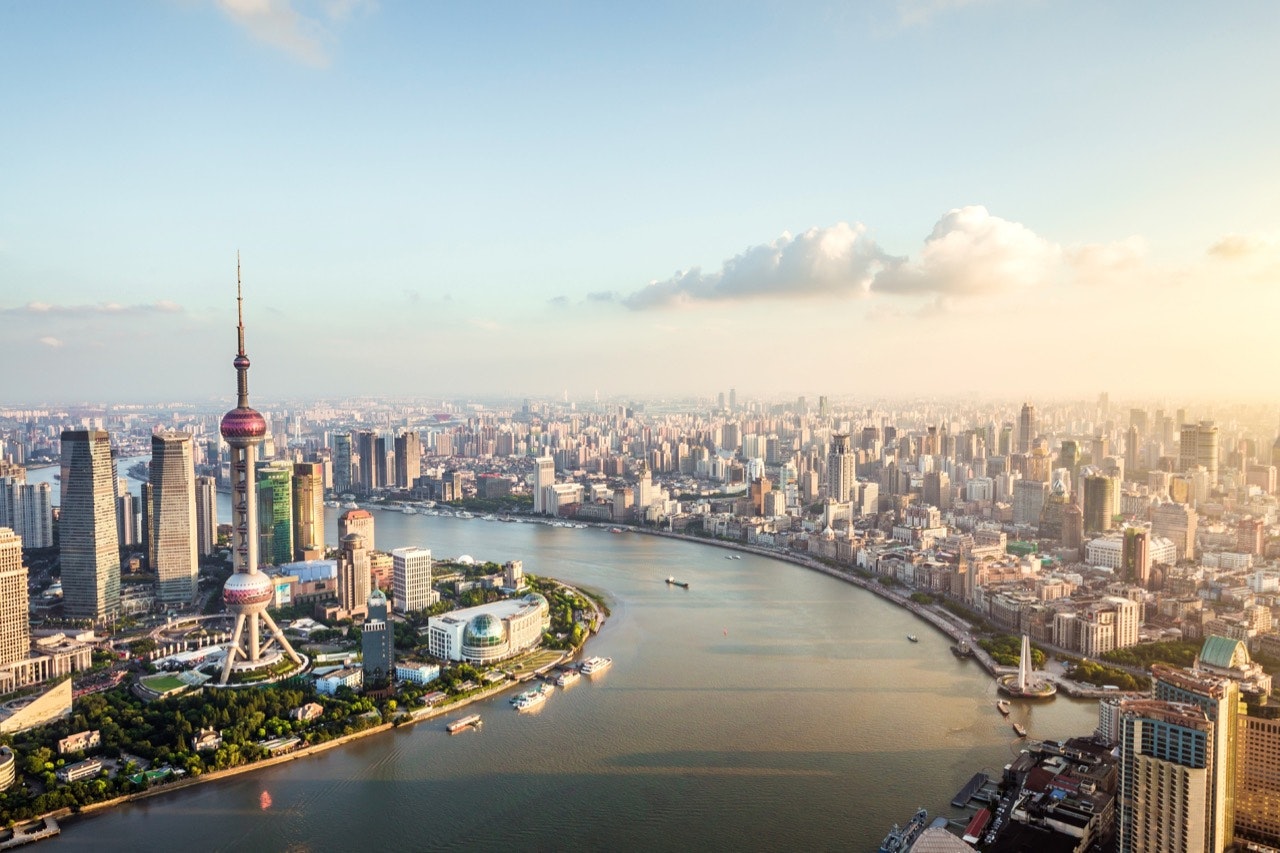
[{"x1": 427, "y1": 594, "x2": 552, "y2": 663}]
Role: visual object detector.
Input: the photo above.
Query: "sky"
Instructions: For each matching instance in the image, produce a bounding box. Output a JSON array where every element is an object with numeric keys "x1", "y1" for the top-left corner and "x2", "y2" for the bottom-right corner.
[{"x1": 2, "y1": 1, "x2": 1278, "y2": 404}]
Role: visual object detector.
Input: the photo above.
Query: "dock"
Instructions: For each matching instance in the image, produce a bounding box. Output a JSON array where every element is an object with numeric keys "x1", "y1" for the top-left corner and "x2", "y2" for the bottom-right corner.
[
  {"x1": 0, "y1": 817, "x2": 59, "y2": 849},
  {"x1": 446, "y1": 714, "x2": 482, "y2": 734},
  {"x1": 950, "y1": 772, "x2": 988, "y2": 808}
]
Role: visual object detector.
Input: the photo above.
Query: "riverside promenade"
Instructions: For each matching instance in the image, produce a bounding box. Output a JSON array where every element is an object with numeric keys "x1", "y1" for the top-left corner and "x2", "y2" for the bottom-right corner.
[{"x1": 633, "y1": 527, "x2": 1144, "y2": 701}]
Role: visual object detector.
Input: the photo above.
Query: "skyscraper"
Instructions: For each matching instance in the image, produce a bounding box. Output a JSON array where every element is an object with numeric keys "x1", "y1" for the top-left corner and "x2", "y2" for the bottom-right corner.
[
  {"x1": 151, "y1": 432, "x2": 198, "y2": 606},
  {"x1": 218, "y1": 259, "x2": 302, "y2": 685},
  {"x1": 60, "y1": 429, "x2": 120, "y2": 622},
  {"x1": 393, "y1": 431, "x2": 421, "y2": 489},
  {"x1": 291, "y1": 461, "x2": 325, "y2": 561},
  {"x1": 1117, "y1": 699, "x2": 1218, "y2": 853},
  {"x1": 361, "y1": 588, "x2": 394, "y2": 685},
  {"x1": 826, "y1": 433, "x2": 855, "y2": 503},
  {"x1": 256, "y1": 460, "x2": 294, "y2": 567},
  {"x1": 337, "y1": 532, "x2": 371, "y2": 619},
  {"x1": 1017, "y1": 403, "x2": 1037, "y2": 454},
  {"x1": 391, "y1": 546, "x2": 433, "y2": 615},
  {"x1": 0, "y1": 477, "x2": 52, "y2": 550},
  {"x1": 1180, "y1": 420, "x2": 1220, "y2": 485},
  {"x1": 355, "y1": 430, "x2": 386, "y2": 493},
  {"x1": 116, "y1": 490, "x2": 137, "y2": 548},
  {"x1": 533, "y1": 456, "x2": 555, "y2": 515},
  {"x1": 1152, "y1": 501, "x2": 1197, "y2": 561},
  {"x1": 338, "y1": 508, "x2": 375, "y2": 553},
  {"x1": 332, "y1": 432, "x2": 353, "y2": 494},
  {"x1": 195, "y1": 475, "x2": 217, "y2": 557},
  {"x1": 0, "y1": 528, "x2": 30, "y2": 667},
  {"x1": 1082, "y1": 471, "x2": 1118, "y2": 533}
]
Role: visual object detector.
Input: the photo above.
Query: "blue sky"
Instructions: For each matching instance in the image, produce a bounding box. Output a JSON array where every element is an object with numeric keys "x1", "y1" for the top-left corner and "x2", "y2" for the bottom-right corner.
[{"x1": 2, "y1": 1, "x2": 1278, "y2": 403}]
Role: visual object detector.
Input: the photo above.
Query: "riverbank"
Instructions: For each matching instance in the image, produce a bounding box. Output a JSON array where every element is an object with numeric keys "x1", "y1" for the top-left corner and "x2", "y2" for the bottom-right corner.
[{"x1": 44, "y1": 581, "x2": 601, "y2": 834}]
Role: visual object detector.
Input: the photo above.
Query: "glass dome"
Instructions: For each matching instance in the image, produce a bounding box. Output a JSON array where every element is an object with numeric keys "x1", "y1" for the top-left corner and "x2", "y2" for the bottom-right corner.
[
  {"x1": 523, "y1": 592, "x2": 550, "y2": 613},
  {"x1": 463, "y1": 613, "x2": 506, "y2": 647}
]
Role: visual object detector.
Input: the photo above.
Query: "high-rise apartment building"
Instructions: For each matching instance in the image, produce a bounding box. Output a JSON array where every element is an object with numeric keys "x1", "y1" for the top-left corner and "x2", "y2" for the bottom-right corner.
[
  {"x1": 0, "y1": 529, "x2": 30, "y2": 667},
  {"x1": 1180, "y1": 420, "x2": 1220, "y2": 485},
  {"x1": 1152, "y1": 501, "x2": 1197, "y2": 561},
  {"x1": 0, "y1": 477, "x2": 52, "y2": 550},
  {"x1": 826, "y1": 433, "x2": 855, "y2": 503},
  {"x1": 195, "y1": 475, "x2": 217, "y2": 557},
  {"x1": 392, "y1": 547, "x2": 433, "y2": 615},
  {"x1": 291, "y1": 461, "x2": 325, "y2": 560},
  {"x1": 1017, "y1": 403, "x2": 1037, "y2": 455},
  {"x1": 151, "y1": 432, "x2": 198, "y2": 606},
  {"x1": 393, "y1": 431, "x2": 420, "y2": 489},
  {"x1": 332, "y1": 432, "x2": 353, "y2": 494},
  {"x1": 1012, "y1": 478, "x2": 1048, "y2": 527},
  {"x1": 256, "y1": 460, "x2": 294, "y2": 567},
  {"x1": 60, "y1": 429, "x2": 120, "y2": 622}
]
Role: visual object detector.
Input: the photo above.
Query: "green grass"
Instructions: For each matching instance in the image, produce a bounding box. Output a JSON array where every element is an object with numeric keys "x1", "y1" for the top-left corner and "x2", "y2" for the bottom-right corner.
[{"x1": 141, "y1": 675, "x2": 187, "y2": 693}]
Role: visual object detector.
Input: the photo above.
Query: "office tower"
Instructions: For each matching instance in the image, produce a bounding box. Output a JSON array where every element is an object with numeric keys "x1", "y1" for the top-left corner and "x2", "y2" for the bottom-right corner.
[
  {"x1": 0, "y1": 476, "x2": 19, "y2": 533},
  {"x1": 1126, "y1": 424, "x2": 1141, "y2": 474},
  {"x1": 0, "y1": 529, "x2": 30, "y2": 667},
  {"x1": 195, "y1": 476, "x2": 217, "y2": 557},
  {"x1": 1130, "y1": 408, "x2": 1148, "y2": 435},
  {"x1": 393, "y1": 431, "x2": 420, "y2": 489},
  {"x1": 818, "y1": 396, "x2": 828, "y2": 418},
  {"x1": 1152, "y1": 501, "x2": 1197, "y2": 561},
  {"x1": 256, "y1": 461, "x2": 294, "y2": 567},
  {"x1": 291, "y1": 462, "x2": 325, "y2": 560},
  {"x1": 1121, "y1": 527, "x2": 1151, "y2": 586},
  {"x1": 729, "y1": 387, "x2": 736, "y2": 411},
  {"x1": 1117, "y1": 699, "x2": 1218, "y2": 853},
  {"x1": 337, "y1": 532, "x2": 371, "y2": 618},
  {"x1": 997, "y1": 423, "x2": 1013, "y2": 456},
  {"x1": 1062, "y1": 502, "x2": 1085, "y2": 552},
  {"x1": 1059, "y1": 439, "x2": 1080, "y2": 479},
  {"x1": 923, "y1": 470, "x2": 950, "y2": 510},
  {"x1": 826, "y1": 433, "x2": 855, "y2": 503},
  {"x1": 391, "y1": 547, "x2": 433, "y2": 615},
  {"x1": 333, "y1": 432, "x2": 353, "y2": 493},
  {"x1": 151, "y1": 432, "x2": 199, "y2": 606},
  {"x1": 1180, "y1": 421, "x2": 1220, "y2": 485},
  {"x1": 1082, "y1": 472, "x2": 1118, "y2": 533},
  {"x1": 533, "y1": 456, "x2": 555, "y2": 515},
  {"x1": 1017, "y1": 403, "x2": 1036, "y2": 454},
  {"x1": 1152, "y1": 665, "x2": 1241, "y2": 852},
  {"x1": 361, "y1": 588, "x2": 393, "y2": 685},
  {"x1": 116, "y1": 491, "x2": 136, "y2": 547},
  {"x1": 139, "y1": 481, "x2": 153, "y2": 568},
  {"x1": 1038, "y1": 479, "x2": 1071, "y2": 540},
  {"x1": 355, "y1": 430, "x2": 386, "y2": 493},
  {"x1": 218, "y1": 261, "x2": 301, "y2": 685},
  {"x1": 1012, "y1": 479, "x2": 1047, "y2": 526},
  {"x1": 17, "y1": 483, "x2": 51, "y2": 549},
  {"x1": 338, "y1": 508, "x2": 375, "y2": 553},
  {"x1": 60, "y1": 429, "x2": 121, "y2": 622}
]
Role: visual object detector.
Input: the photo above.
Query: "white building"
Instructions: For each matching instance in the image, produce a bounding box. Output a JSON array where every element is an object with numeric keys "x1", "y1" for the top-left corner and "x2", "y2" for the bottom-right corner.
[
  {"x1": 1084, "y1": 534, "x2": 1176, "y2": 570},
  {"x1": 532, "y1": 456, "x2": 555, "y2": 514},
  {"x1": 426, "y1": 594, "x2": 551, "y2": 664},
  {"x1": 395, "y1": 662, "x2": 441, "y2": 684},
  {"x1": 315, "y1": 666, "x2": 363, "y2": 695},
  {"x1": 391, "y1": 547, "x2": 436, "y2": 615}
]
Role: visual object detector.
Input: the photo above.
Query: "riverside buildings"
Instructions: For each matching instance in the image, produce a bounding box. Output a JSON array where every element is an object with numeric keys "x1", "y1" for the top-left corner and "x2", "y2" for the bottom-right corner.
[
  {"x1": 391, "y1": 546, "x2": 435, "y2": 615},
  {"x1": 60, "y1": 429, "x2": 121, "y2": 622}
]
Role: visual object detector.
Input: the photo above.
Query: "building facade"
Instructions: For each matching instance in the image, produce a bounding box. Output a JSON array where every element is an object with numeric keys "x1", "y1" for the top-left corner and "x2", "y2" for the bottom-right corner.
[
  {"x1": 151, "y1": 432, "x2": 199, "y2": 606},
  {"x1": 60, "y1": 429, "x2": 121, "y2": 622},
  {"x1": 391, "y1": 546, "x2": 434, "y2": 615}
]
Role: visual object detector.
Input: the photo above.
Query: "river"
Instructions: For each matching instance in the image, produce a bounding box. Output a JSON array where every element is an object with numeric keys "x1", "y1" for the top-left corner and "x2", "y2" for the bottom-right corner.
[{"x1": 32, "y1": 460, "x2": 1098, "y2": 850}]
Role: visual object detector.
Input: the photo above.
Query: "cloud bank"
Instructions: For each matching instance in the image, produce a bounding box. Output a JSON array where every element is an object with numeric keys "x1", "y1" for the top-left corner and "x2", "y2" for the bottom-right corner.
[
  {"x1": 215, "y1": 0, "x2": 372, "y2": 67},
  {"x1": 619, "y1": 206, "x2": 1163, "y2": 310},
  {"x1": 2, "y1": 300, "x2": 183, "y2": 317}
]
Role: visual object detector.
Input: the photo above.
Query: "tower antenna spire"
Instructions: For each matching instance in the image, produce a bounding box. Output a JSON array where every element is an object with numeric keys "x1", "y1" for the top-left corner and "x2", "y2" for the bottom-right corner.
[{"x1": 236, "y1": 251, "x2": 245, "y2": 357}]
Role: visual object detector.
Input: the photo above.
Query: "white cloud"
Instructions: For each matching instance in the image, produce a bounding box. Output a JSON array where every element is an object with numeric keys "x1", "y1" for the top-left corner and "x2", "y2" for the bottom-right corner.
[
  {"x1": 1, "y1": 301, "x2": 184, "y2": 317},
  {"x1": 1208, "y1": 233, "x2": 1276, "y2": 260},
  {"x1": 215, "y1": 0, "x2": 373, "y2": 67},
  {"x1": 38, "y1": 337, "x2": 63, "y2": 348},
  {"x1": 623, "y1": 222, "x2": 887, "y2": 309},
  {"x1": 873, "y1": 206, "x2": 1061, "y2": 296}
]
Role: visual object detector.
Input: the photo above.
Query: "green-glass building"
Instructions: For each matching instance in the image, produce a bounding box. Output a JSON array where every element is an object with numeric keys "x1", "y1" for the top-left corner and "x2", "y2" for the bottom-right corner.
[{"x1": 256, "y1": 461, "x2": 294, "y2": 567}]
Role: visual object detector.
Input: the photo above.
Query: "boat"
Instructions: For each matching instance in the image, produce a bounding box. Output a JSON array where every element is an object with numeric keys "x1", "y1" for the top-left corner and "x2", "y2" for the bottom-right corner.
[
  {"x1": 878, "y1": 808, "x2": 928, "y2": 853},
  {"x1": 1013, "y1": 722, "x2": 1027, "y2": 738},
  {"x1": 446, "y1": 714, "x2": 482, "y2": 733},
  {"x1": 555, "y1": 669, "x2": 580, "y2": 687},
  {"x1": 666, "y1": 577, "x2": 690, "y2": 589},
  {"x1": 950, "y1": 640, "x2": 972, "y2": 657},
  {"x1": 342, "y1": 501, "x2": 358, "y2": 509},
  {"x1": 907, "y1": 635, "x2": 919, "y2": 643},
  {"x1": 514, "y1": 690, "x2": 547, "y2": 712},
  {"x1": 580, "y1": 656, "x2": 612, "y2": 675},
  {"x1": 610, "y1": 528, "x2": 623, "y2": 534},
  {"x1": 996, "y1": 700, "x2": 1011, "y2": 716}
]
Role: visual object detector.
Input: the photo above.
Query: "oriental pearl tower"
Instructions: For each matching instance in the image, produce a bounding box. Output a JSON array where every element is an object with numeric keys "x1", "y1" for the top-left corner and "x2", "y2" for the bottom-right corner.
[{"x1": 218, "y1": 257, "x2": 303, "y2": 685}]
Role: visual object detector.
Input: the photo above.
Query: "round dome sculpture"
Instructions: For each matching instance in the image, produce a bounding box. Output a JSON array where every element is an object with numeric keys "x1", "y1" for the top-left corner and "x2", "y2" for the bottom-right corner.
[
  {"x1": 220, "y1": 407, "x2": 268, "y2": 441},
  {"x1": 222, "y1": 571, "x2": 274, "y2": 610},
  {"x1": 461, "y1": 612, "x2": 510, "y2": 664}
]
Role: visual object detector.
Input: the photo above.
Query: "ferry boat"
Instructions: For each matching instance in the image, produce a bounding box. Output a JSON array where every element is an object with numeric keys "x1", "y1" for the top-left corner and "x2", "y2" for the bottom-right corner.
[
  {"x1": 580, "y1": 656, "x2": 612, "y2": 675},
  {"x1": 1013, "y1": 722, "x2": 1028, "y2": 738},
  {"x1": 610, "y1": 528, "x2": 623, "y2": 534},
  {"x1": 446, "y1": 714, "x2": 482, "y2": 733},
  {"x1": 996, "y1": 700, "x2": 1011, "y2": 716},
  {"x1": 555, "y1": 669, "x2": 580, "y2": 687},
  {"x1": 907, "y1": 635, "x2": 919, "y2": 643},
  {"x1": 514, "y1": 690, "x2": 547, "y2": 712},
  {"x1": 878, "y1": 808, "x2": 928, "y2": 853},
  {"x1": 666, "y1": 577, "x2": 690, "y2": 589}
]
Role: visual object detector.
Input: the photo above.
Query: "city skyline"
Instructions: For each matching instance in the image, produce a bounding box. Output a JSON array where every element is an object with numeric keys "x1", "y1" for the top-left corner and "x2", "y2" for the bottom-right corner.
[{"x1": 3, "y1": 2, "x2": 1278, "y2": 402}]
